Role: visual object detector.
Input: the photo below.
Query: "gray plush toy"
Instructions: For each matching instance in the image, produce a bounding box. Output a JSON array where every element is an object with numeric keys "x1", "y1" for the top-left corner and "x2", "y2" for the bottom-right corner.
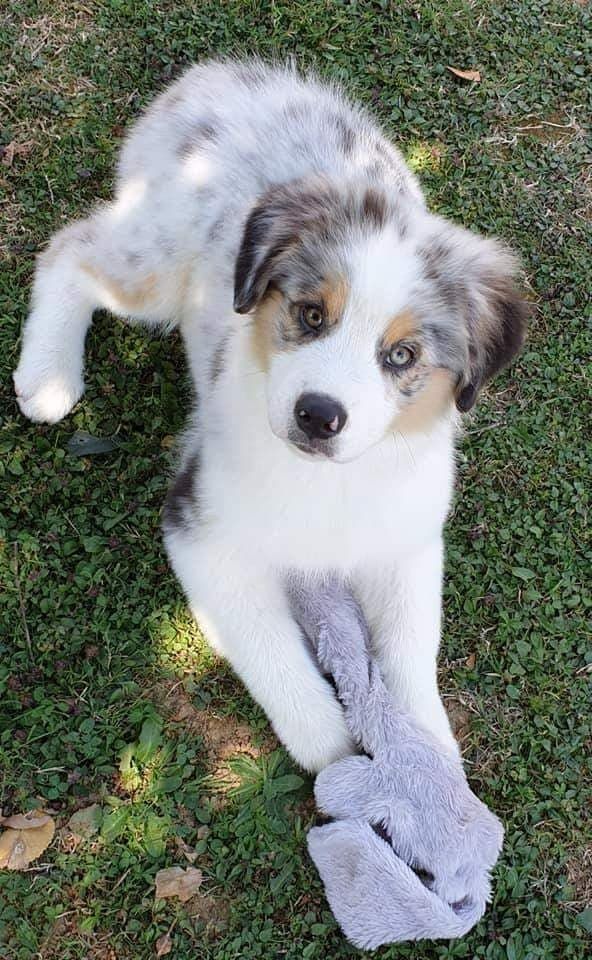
[{"x1": 287, "y1": 576, "x2": 504, "y2": 950}]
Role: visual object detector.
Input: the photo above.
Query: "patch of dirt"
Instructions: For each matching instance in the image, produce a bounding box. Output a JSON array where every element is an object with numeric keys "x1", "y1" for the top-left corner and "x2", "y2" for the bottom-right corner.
[
  {"x1": 574, "y1": 164, "x2": 592, "y2": 223},
  {"x1": 512, "y1": 110, "x2": 583, "y2": 145},
  {"x1": 163, "y1": 681, "x2": 276, "y2": 782},
  {"x1": 566, "y1": 846, "x2": 592, "y2": 909},
  {"x1": 186, "y1": 889, "x2": 232, "y2": 938},
  {"x1": 38, "y1": 915, "x2": 129, "y2": 960},
  {"x1": 15, "y1": 9, "x2": 98, "y2": 96},
  {"x1": 292, "y1": 792, "x2": 317, "y2": 823},
  {"x1": 443, "y1": 694, "x2": 476, "y2": 750}
]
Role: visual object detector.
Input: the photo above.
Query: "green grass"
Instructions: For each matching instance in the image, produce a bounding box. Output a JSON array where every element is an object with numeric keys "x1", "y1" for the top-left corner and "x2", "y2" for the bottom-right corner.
[{"x1": 1, "y1": 1, "x2": 591, "y2": 957}]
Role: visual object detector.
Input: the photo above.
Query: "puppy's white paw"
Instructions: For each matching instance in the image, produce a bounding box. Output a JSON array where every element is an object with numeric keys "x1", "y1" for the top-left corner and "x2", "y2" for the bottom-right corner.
[
  {"x1": 277, "y1": 701, "x2": 355, "y2": 774},
  {"x1": 13, "y1": 368, "x2": 84, "y2": 423}
]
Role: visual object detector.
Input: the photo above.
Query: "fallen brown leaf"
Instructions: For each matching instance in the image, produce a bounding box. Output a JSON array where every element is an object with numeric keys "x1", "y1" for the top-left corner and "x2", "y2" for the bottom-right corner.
[
  {"x1": 447, "y1": 66, "x2": 481, "y2": 82},
  {"x1": 66, "y1": 803, "x2": 102, "y2": 843},
  {"x1": 0, "y1": 810, "x2": 55, "y2": 870},
  {"x1": 155, "y1": 932, "x2": 173, "y2": 956},
  {"x1": 155, "y1": 866, "x2": 203, "y2": 903},
  {"x1": 1, "y1": 140, "x2": 35, "y2": 167},
  {"x1": 1, "y1": 812, "x2": 51, "y2": 830}
]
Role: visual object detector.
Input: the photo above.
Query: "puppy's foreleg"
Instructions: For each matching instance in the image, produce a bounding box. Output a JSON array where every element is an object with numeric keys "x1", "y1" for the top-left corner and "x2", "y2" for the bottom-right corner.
[
  {"x1": 355, "y1": 540, "x2": 459, "y2": 755},
  {"x1": 164, "y1": 531, "x2": 354, "y2": 773}
]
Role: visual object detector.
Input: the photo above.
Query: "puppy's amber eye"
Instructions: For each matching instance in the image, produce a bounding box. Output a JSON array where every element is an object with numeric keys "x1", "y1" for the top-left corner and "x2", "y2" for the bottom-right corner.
[
  {"x1": 386, "y1": 344, "x2": 415, "y2": 369},
  {"x1": 300, "y1": 304, "x2": 324, "y2": 332}
]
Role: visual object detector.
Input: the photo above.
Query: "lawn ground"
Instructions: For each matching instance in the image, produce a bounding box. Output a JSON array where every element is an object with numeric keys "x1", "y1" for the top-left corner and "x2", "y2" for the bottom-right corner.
[{"x1": 0, "y1": 1, "x2": 591, "y2": 958}]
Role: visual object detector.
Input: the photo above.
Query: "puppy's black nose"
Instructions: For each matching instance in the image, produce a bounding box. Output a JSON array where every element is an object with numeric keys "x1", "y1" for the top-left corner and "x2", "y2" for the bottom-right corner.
[{"x1": 294, "y1": 393, "x2": 347, "y2": 440}]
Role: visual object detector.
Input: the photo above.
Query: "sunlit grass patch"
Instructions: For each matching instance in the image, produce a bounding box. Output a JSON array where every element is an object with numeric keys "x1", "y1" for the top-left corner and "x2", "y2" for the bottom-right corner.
[{"x1": 405, "y1": 139, "x2": 447, "y2": 173}]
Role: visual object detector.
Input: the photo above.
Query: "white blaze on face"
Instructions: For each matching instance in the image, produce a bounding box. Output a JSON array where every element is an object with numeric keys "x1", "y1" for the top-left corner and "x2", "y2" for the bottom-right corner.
[{"x1": 266, "y1": 228, "x2": 425, "y2": 462}]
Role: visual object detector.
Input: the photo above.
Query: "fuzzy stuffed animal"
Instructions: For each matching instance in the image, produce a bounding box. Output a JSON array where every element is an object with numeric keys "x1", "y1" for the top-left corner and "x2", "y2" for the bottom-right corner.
[{"x1": 287, "y1": 576, "x2": 504, "y2": 950}]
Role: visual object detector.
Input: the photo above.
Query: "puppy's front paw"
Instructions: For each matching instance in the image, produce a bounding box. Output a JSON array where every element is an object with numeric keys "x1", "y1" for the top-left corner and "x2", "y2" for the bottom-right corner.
[
  {"x1": 13, "y1": 366, "x2": 84, "y2": 423},
  {"x1": 275, "y1": 697, "x2": 355, "y2": 774},
  {"x1": 288, "y1": 728, "x2": 355, "y2": 775}
]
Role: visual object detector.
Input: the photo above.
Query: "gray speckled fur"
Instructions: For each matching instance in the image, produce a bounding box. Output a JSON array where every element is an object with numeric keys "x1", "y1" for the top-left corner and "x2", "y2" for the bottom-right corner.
[{"x1": 288, "y1": 575, "x2": 504, "y2": 949}]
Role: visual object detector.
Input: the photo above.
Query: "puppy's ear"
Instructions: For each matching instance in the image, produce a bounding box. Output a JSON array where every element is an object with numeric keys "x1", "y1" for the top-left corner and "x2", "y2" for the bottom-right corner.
[
  {"x1": 233, "y1": 178, "x2": 337, "y2": 313},
  {"x1": 454, "y1": 237, "x2": 528, "y2": 412},
  {"x1": 420, "y1": 222, "x2": 528, "y2": 412},
  {"x1": 233, "y1": 197, "x2": 295, "y2": 313}
]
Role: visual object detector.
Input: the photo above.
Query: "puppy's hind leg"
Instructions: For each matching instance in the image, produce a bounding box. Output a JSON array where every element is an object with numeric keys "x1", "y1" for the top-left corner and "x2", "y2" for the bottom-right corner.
[
  {"x1": 14, "y1": 203, "x2": 181, "y2": 424},
  {"x1": 14, "y1": 217, "x2": 105, "y2": 423}
]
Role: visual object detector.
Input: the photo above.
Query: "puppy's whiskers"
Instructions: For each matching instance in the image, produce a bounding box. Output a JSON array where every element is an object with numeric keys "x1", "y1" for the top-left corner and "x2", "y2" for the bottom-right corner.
[{"x1": 394, "y1": 430, "x2": 417, "y2": 472}]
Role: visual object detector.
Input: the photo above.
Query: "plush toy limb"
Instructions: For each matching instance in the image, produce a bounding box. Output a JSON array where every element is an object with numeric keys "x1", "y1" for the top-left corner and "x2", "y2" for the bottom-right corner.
[
  {"x1": 314, "y1": 735, "x2": 503, "y2": 912},
  {"x1": 290, "y1": 573, "x2": 504, "y2": 942},
  {"x1": 314, "y1": 725, "x2": 503, "y2": 913},
  {"x1": 287, "y1": 574, "x2": 371, "y2": 690},
  {"x1": 307, "y1": 820, "x2": 484, "y2": 949},
  {"x1": 313, "y1": 755, "x2": 376, "y2": 819},
  {"x1": 287, "y1": 574, "x2": 403, "y2": 755}
]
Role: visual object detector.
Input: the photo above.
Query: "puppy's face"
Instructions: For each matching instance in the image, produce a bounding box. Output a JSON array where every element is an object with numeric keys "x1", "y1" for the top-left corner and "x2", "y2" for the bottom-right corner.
[{"x1": 234, "y1": 180, "x2": 527, "y2": 463}]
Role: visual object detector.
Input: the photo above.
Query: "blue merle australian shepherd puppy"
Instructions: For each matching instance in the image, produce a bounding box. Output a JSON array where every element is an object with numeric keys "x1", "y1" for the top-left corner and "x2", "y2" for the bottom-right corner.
[{"x1": 14, "y1": 60, "x2": 526, "y2": 772}]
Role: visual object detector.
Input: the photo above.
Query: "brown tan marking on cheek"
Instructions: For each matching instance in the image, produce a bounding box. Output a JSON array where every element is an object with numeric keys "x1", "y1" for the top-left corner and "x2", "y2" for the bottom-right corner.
[
  {"x1": 393, "y1": 368, "x2": 456, "y2": 434},
  {"x1": 383, "y1": 308, "x2": 419, "y2": 349}
]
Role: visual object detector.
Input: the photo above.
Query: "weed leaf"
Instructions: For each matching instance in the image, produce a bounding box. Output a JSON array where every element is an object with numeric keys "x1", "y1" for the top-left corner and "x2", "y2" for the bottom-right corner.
[
  {"x1": 101, "y1": 806, "x2": 129, "y2": 842},
  {"x1": 136, "y1": 717, "x2": 163, "y2": 764},
  {"x1": 576, "y1": 908, "x2": 592, "y2": 933}
]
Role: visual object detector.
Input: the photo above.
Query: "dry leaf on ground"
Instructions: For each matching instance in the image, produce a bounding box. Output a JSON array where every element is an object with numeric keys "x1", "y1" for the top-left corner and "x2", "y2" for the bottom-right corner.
[
  {"x1": 0, "y1": 810, "x2": 55, "y2": 870},
  {"x1": 66, "y1": 803, "x2": 103, "y2": 843},
  {"x1": 1, "y1": 812, "x2": 50, "y2": 829},
  {"x1": 155, "y1": 866, "x2": 203, "y2": 903},
  {"x1": 155, "y1": 932, "x2": 173, "y2": 956},
  {"x1": 447, "y1": 66, "x2": 481, "y2": 82},
  {"x1": 1, "y1": 140, "x2": 35, "y2": 167}
]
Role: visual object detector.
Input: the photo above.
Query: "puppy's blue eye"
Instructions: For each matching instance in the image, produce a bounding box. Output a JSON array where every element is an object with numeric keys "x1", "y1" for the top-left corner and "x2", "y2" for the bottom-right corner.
[
  {"x1": 386, "y1": 344, "x2": 415, "y2": 369},
  {"x1": 300, "y1": 304, "x2": 324, "y2": 332}
]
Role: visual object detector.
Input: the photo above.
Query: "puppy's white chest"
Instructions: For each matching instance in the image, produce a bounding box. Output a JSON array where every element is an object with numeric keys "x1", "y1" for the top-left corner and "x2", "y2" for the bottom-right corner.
[{"x1": 203, "y1": 430, "x2": 454, "y2": 573}]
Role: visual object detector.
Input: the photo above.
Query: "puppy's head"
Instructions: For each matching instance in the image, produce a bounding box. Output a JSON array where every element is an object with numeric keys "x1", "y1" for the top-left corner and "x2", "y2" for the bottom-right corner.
[{"x1": 234, "y1": 178, "x2": 527, "y2": 463}]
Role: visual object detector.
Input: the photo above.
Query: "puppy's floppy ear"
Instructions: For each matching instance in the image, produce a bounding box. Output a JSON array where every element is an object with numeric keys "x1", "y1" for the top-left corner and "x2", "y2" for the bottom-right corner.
[
  {"x1": 454, "y1": 239, "x2": 528, "y2": 412},
  {"x1": 233, "y1": 178, "x2": 338, "y2": 314},
  {"x1": 420, "y1": 222, "x2": 528, "y2": 412},
  {"x1": 233, "y1": 194, "x2": 295, "y2": 314}
]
